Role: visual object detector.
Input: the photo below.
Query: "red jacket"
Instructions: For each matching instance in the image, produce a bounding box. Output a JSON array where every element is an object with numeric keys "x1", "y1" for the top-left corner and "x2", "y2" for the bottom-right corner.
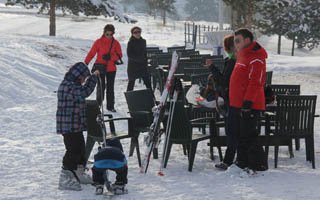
[
  {"x1": 85, "y1": 36, "x2": 122, "y2": 72},
  {"x1": 229, "y1": 41, "x2": 268, "y2": 110}
]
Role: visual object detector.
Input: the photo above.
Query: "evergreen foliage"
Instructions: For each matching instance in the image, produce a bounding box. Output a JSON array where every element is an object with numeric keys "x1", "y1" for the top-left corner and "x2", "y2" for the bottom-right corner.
[
  {"x1": 6, "y1": 0, "x2": 136, "y2": 23},
  {"x1": 257, "y1": 0, "x2": 320, "y2": 50},
  {"x1": 184, "y1": 0, "x2": 219, "y2": 22}
]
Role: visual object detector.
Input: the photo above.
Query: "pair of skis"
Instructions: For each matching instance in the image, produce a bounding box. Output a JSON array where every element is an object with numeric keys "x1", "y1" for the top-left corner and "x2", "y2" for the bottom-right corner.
[{"x1": 140, "y1": 51, "x2": 180, "y2": 175}]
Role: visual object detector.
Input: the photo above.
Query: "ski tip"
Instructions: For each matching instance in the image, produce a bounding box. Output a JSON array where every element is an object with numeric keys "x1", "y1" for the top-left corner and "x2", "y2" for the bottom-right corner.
[{"x1": 158, "y1": 171, "x2": 165, "y2": 176}]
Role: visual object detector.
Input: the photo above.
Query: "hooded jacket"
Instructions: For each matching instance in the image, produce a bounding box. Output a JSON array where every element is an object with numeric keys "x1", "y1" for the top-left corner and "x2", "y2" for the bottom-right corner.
[
  {"x1": 229, "y1": 41, "x2": 268, "y2": 110},
  {"x1": 93, "y1": 138, "x2": 127, "y2": 169},
  {"x1": 56, "y1": 62, "x2": 97, "y2": 134},
  {"x1": 85, "y1": 36, "x2": 123, "y2": 72}
]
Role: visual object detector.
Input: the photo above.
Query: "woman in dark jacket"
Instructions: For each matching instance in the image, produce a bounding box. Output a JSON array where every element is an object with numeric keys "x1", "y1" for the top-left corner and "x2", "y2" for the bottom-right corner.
[
  {"x1": 206, "y1": 35, "x2": 237, "y2": 170},
  {"x1": 126, "y1": 26, "x2": 152, "y2": 91}
]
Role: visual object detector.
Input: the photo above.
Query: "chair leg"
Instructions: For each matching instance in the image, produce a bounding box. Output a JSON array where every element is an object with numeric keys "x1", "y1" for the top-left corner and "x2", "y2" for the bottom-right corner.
[
  {"x1": 295, "y1": 138, "x2": 300, "y2": 151},
  {"x1": 288, "y1": 140, "x2": 294, "y2": 158},
  {"x1": 217, "y1": 146, "x2": 223, "y2": 162},
  {"x1": 305, "y1": 138, "x2": 310, "y2": 162},
  {"x1": 84, "y1": 136, "x2": 96, "y2": 166},
  {"x1": 188, "y1": 142, "x2": 198, "y2": 172},
  {"x1": 163, "y1": 142, "x2": 173, "y2": 168},
  {"x1": 210, "y1": 145, "x2": 214, "y2": 160},
  {"x1": 274, "y1": 145, "x2": 279, "y2": 168},
  {"x1": 182, "y1": 144, "x2": 187, "y2": 155},
  {"x1": 311, "y1": 137, "x2": 315, "y2": 169},
  {"x1": 129, "y1": 138, "x2": 136, "y2": 157},
  {"x1": 133, "y1": 136, "x2": 141, "y2": 167},
  {"x1": 264, "y1": 145, "x2": 269, "y2": 159}
]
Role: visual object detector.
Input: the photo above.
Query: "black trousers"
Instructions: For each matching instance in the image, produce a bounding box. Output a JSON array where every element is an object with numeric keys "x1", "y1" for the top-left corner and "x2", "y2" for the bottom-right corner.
[
  {"x1": 62, "y1": 132, "x2": 86, "y2": 170},
  {"x1": 126, "y1": 76, "x2": 152, "y2": 92},
  {"x1": 92, "y1": 166, "x2": 128, "y2": 185},
  {"x1": 236, "y1": 109, "x2": 267, "y2": 170},
  {"x1": 97, "y1": 71, "x2": 116, "y2": 110},
  {"x1": 223, "y1": 107, "x2": 240, "y2": 166}
]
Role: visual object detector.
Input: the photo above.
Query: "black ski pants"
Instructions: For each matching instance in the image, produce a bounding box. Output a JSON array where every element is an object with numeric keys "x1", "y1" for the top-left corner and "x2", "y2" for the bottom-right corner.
[
  {"x1": 126, "y1": 76, "x2": 152, "y2": 92},
  {"x1": 96, "y1": 71, "x2": 116, "y2": 110},
  {"x1": 62, "y1": 132, "x2": 86, "y2": 170},
  {"x1": 223, "y1": 107, "x2": 240, "y2": 166},
  {"x1": 92, "y1": 166, "x2": 128, "y2": 185},
  {"x1": 236, "y1": 109, "x2": 267, "y2": 170}
]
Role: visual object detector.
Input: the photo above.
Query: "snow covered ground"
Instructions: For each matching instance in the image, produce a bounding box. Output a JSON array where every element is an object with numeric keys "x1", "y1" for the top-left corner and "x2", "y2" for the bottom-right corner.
[{"x1": 1, "y1": 3, "x2": 320, "y2": 200}]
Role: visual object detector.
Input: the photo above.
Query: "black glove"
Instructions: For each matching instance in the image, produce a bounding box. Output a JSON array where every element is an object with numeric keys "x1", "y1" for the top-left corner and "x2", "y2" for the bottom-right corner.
[{"x1": 241, "y1": 100, "x2": 253, "y2": 119}]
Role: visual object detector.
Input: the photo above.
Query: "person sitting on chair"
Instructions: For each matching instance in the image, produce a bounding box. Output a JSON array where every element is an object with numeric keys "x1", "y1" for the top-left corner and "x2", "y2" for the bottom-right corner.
[{"x1": 92, "y1": 138, "x2": 128, "y2": 195}]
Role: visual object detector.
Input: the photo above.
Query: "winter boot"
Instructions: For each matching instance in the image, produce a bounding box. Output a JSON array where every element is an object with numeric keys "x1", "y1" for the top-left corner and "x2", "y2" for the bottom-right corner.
[
  {"x1": 58, "y1": 169, "x2": 82, "y2": 191},
  {"x1": 215, "y1": 162, "x2": 229, "y2": 171},
  {"x1": 75, "y1": 165, "x2": 93, "y2": 184},
  {"x1": 112, "y1": 183, "x2": 128, "y2": 195},
  {"x1": 95, "y1": 185, "x2": 104, "y2": 195}
]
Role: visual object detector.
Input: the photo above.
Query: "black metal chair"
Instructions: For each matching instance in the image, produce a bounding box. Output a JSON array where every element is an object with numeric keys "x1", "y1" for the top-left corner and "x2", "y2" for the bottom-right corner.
[
  {"x1": 162, "y1": 101, "x2": 212, "y2": 172},
  {"x1": 167, "y1": 46, "x2": 186, "y2": 53},
  {"x1": 270, "y1": 84, "x2": 300, "y2": 96},
  {"x1": 84, "y1": 100, "x2": 140, "y2": 166},
  {"x1": 269, "y1": 84, "x2": 301, "y2": 150},
  {"x1": 265, "y1": 95, "x2": 317, "y2": 168},
  {"x1": 124, "y1": 89, "x2": 156, "y2": 160}
]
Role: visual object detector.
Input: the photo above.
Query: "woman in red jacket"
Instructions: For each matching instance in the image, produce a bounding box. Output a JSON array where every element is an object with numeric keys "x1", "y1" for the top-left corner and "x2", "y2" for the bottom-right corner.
[{"x1": 85, "y1": 24, "x2": 123, "y2": 112}]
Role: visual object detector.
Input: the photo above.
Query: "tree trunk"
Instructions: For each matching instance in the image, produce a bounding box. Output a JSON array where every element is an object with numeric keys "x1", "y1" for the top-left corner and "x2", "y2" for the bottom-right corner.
[
  {"x1": 49, "y1": 0, "x2": 56, "y2": 36},
  {"x1": 291, "y1": 35, "x2": 296, "y2": 56},
  {"x1": 162, "y1": 9, "x2": 166, "y2": 26},
  {"x1": 277, "y1": 34, "x2": 281, "y2": 55},
  {"x1": 246, "y1": 0, "x2": 254, "y2": 29}
]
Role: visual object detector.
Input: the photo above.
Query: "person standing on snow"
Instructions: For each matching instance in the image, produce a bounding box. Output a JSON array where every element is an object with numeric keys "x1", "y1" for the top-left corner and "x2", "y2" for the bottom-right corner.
[
  {"x1": 85, "y1": 24, "x2": 123, "y2": 112},
  {"x1": 229, "y1": 28, "x2": 268, "y2": 172},
  {"x1": 126, "y1": 26, "x2": 152, "y2": 91},
  {"x1": 205, "y1": 34, "x2": 237, "y2": 170},
  {"x1": 57, "y1": 62, "x2": 100, "y2": 191}
]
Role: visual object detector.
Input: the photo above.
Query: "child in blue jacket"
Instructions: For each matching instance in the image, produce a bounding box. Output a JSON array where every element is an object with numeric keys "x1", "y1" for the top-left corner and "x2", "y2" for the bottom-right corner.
[{"x1": 92, "y1": 138, "x2": 128, "y2": 195}]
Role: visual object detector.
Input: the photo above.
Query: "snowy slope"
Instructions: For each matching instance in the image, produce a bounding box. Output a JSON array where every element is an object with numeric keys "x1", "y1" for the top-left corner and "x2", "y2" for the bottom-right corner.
[{"x1": 1, "y1": 4, "x2": 320, "y2": 200}]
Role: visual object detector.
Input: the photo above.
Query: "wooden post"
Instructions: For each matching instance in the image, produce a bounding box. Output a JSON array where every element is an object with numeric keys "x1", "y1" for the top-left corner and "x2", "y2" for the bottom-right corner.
[{"x1": 193, "y1": 25, "x2": 197, "y2": 50}]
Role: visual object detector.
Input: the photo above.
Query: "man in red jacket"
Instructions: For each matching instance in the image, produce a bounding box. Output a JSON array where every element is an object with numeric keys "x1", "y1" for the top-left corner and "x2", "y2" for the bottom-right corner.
[
  {"x1": 85, "y1": 24, "x2": 123, "y2": 112},
  {"x1": 228, "y1": 28, "x2": 268, "y2": 172}
]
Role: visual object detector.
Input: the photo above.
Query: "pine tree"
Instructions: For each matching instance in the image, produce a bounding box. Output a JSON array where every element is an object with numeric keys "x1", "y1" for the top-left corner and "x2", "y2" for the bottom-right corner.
[
  {"x1": 222, "y1": 0, "x2": 262, "y2": 29},
  {"x1": 257, "y1": 0, "x2": 320, "y2": 52},
  {"x1": 145, "y1": 0, "x2": 176, "y2": 25},
  {"x1": 184, "y1": 0, "x2": 219, "y2": 22},
  {"x1": 286, "y1": 0, "x2": 320, "y2": 50},
  {"x1": 6, "y1": 0, "x2": 135, "y2": 23},
  {"x1": 256, "y1": 0, "x2": 292, "y2": 54}
]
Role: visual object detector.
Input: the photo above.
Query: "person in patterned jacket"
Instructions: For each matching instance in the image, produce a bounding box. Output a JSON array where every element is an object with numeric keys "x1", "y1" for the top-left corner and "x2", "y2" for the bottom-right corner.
[{"x1": 56, "y1": 62, "x2": 100, "y2": 191}]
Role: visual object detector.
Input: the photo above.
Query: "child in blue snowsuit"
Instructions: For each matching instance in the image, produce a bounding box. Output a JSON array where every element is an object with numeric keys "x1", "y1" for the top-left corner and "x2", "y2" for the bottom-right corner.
[{"x1": 92, "y1": 138, "x2": 128, "y2": 195}]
